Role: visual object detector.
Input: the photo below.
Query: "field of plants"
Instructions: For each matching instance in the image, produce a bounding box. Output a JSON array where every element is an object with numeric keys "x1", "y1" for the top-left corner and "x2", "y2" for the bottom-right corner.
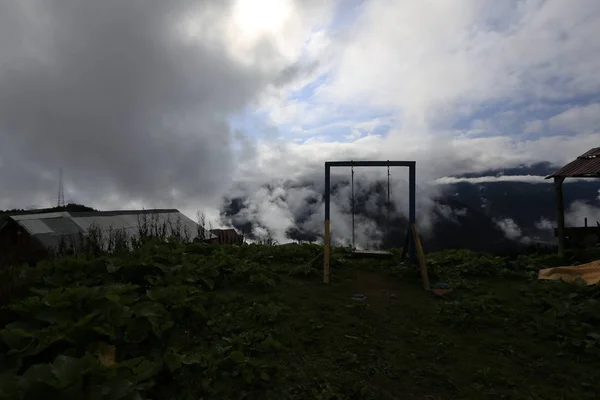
[{"x1": 1, "y1": 240, "x2": 600, "y2": 399}]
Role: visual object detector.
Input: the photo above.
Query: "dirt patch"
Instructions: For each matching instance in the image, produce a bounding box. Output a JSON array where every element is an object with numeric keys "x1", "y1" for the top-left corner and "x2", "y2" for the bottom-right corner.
[
  {"x1": 353, "y1": 269, "x2": 434, "y2": 314},
  {"x1": 354, "y1": 270, "x2": 402, "y2": 309}
]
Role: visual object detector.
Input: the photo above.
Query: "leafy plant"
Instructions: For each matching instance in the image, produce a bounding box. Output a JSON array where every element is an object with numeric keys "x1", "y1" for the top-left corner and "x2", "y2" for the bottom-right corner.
[{"x1": 2, "y1": 240, "x2": 600, "y2": 399}]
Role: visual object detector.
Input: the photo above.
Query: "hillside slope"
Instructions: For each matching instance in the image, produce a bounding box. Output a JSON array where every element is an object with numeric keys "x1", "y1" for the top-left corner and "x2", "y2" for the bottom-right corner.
[{"x1": 2, "y1": 243, "x2": 599, "y2": 399}]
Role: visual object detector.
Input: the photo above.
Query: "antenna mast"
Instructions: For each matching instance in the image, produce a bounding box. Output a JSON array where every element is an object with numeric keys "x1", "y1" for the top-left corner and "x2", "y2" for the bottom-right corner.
[{"x1": 57, "y1": 169, "x2": 65, "y2": 208}]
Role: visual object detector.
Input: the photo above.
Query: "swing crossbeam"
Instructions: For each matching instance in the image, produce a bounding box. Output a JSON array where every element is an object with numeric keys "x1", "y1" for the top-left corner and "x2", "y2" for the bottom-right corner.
[{"x1": 323, "y1": 160, "x2": 416, "y2": 283}]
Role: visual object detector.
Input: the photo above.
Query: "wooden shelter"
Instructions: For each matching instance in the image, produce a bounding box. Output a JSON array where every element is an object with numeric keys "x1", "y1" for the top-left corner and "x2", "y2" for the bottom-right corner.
[
  {"x1": 546, "y1": 147, "x2": 600, "y2": 257},
  {"x1": 209, "y1": 228, "x2": 244, "y2": 245}
]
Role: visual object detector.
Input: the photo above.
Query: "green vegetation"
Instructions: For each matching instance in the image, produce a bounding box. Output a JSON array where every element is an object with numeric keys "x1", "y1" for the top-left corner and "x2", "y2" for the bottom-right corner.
[{"x1": 1, "y1": 242, "x2": 600, "y2": 399}]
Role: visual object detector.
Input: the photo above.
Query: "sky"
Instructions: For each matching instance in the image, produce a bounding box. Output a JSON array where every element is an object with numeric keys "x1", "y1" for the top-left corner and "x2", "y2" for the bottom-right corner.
[{"x1": 1, "y1": 0, "x2": 600, "y2": 244}]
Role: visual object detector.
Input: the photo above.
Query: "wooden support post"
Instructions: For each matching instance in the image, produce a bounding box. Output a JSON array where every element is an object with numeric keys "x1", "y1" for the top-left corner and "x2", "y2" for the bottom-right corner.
[
  {"x1": 323, "y1": 220, "x2": 331, "y2": 284},
  {"x1": 411, "y1": 224, "x2": 430, "y2": 291},
  {"x1": 554, "y1": 176, "x2": 566, "y2": 258},
  {"x1": 399, "y1": 225, "x2": 410, "y2": 262}
]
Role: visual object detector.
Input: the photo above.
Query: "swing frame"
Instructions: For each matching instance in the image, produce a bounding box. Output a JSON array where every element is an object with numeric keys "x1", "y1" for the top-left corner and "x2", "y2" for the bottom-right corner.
[{"x1": 323, "y1": 160, "x2": 416, "y2": 284}]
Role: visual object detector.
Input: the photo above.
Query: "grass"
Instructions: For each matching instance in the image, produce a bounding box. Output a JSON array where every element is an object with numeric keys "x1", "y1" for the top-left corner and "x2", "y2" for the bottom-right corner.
[
  {"x1": 1, "y1": 243, "x2": 600, "y2": 399},
  {"x1": 263, "y1": 266, "x2": 598, "y2": 399}
]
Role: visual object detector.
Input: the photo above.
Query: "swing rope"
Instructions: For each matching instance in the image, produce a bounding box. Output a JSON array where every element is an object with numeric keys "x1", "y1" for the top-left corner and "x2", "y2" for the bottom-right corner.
[{"x1": 350, "y1": 162, "x2": 392, "y2": 250}]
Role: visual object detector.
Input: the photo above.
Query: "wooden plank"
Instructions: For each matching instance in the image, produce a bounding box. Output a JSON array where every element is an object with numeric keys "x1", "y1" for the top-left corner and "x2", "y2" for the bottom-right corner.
[
  {"x1": 411, "y1": 223, "x2": 430, "y2": 291},
  {"x1": 351, "y1": 249, "x2": 392, "y2": 258},
  {"x1": 352, "y1": 250, "x2": 391, "y2": 255}
]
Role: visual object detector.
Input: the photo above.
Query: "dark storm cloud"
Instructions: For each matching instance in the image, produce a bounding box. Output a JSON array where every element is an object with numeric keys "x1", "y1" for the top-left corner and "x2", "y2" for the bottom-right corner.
[
  {"x1": 0, "y1": 0, "x2": 271, "y2": 209},
  {"x1": 272, "y1": 60, "x2": 320, "y2": 88}
]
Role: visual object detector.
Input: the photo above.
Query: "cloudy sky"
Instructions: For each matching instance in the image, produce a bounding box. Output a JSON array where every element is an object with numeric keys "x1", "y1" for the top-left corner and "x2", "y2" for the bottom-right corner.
[{"x1": 1, "y1": 0, "x2": 600, "y2": 242}]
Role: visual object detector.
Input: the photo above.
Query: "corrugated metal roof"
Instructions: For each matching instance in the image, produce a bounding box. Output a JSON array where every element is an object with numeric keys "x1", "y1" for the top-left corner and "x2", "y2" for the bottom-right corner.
[
  {"x1": 43, "y1": 217, "x2": 84, "y2": 235},
  {"x1": 18, "y1": 219, "x2": 54, "y2": 235},
  {"x1": 72, "y1": 216, "x2": 126, "y2": 232},
  {"x1": 210, "y1": 228, "x2": 244, "y2": 245},
  {"x1": 11, "y1": 212, "x2": 70, "y2": 220},
  {"x1": 548, "y1": 147, "x2": 600, "y2": 178},
  {"x1": 9, "y1": 209, "x2": 214, "y2": 251},
  {"x1": 69, "y1": 209, "x2": 179, "y2": 217},
  {"x1": 34, "y1": 233, "x2": 82, "y2": 251}
]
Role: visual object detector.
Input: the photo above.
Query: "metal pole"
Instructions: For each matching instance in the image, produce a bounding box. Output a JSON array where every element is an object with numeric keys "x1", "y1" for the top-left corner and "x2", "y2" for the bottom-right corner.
[
  {"x1": 324, "y1": 163, "x2": 331, "y2": 283},
  {"x1": 351, "y1": 163, "x2": 355, "y2": 249},
  {"x1": 408, "y1": 164, "x2": 416, "y2": 262},
  {"x1": 387, "y1": 164, "x2": 391, "y2": 247},
  {"x1": 554, "y1": 176, "x2": 566, "y2": 258}
]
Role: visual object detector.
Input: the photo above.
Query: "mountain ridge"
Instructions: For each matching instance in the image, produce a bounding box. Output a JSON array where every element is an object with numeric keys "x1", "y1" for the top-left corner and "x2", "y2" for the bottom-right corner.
[{"x1": 222, "y1": 163, "x2": 600, "y2": 254}]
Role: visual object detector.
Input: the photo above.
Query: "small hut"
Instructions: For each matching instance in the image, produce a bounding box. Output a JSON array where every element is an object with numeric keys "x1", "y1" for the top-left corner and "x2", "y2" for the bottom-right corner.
[
  {"x1": 209, "y1": 228, "x2": 244, "y2": 245},
  {"x1": 546, "y1": 147, "x2": 600, "y2": 257}
]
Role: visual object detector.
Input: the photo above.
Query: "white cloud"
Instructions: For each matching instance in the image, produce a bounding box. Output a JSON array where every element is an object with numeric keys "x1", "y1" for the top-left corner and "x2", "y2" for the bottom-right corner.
[
  {"x1": 566, "y1": 201, "x2": 600, "y2": 227},
  {"x1": 435, "y1": 175, "x2": 547, "y2": 184},
  {"x1": 535, "y1": 218, "x2": 555, "y2": 231},
  {"x1": 436, "y1": 204, "x2": 460, "y2": 224},
  {"x1": 495, "y1": 218, "x2": 522, "y2": 240},
  {"x1": 3, "y1": 0, "x2": 600, "y2": 249},
  {"x1": 222, "y1": 0, "x2": 335, "y2": 70},
  {"x1": 303, "y1": 136, "x2": 328, "y2": 145},
  {"x1": 344, "y1": 130, "x2": 363, "y2": 141},
  {"x1": 207, "y1": 0, "x2": 600, "y2": 243},
  {"x1": 455, "y1": 208, "x2": 468, "y2": 217},
  {"x1": 0, "y1": 0, "x2": 335, "y2": 216},
  {"x1": 260, "y1": 0, "x2": 600, "y2": 145},
  {"x1": 548, "y1": 103, "x2": 600, "y2": 134},
  {"x1": 339, "y1": 0, "x2": 600, "y2": 113},
  {"x1": 524, "y1": 120, "x2": 545, "y2": 135}
]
